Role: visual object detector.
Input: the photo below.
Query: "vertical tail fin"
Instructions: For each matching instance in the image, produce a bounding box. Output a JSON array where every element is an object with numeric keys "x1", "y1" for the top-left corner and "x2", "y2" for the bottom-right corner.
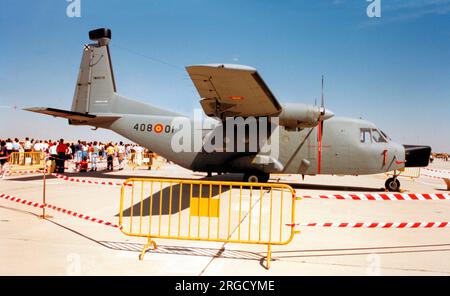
[
  {"x1": 26, "y1": 28, "x2": 180, "y2": 123},
  {"x1": 71, "y1": 28, "x2": 116, "y2": 114}
]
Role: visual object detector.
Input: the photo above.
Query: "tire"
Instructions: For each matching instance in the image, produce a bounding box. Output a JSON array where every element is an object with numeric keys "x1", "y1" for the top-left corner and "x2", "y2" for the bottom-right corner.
[
  {"x1": 243, "y1": 171, "x2": 270, "y2": 183},
  {"x1": 385, "y1": 177, "x2": 401, "y2": 192}
]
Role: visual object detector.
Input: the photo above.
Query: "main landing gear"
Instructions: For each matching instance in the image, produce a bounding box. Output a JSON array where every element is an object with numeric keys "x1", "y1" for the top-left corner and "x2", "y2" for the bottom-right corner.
[
  {"x1": 243, "y1": 171, "x2": 270, "y2": 183},
  {"x1": 385, "y1": 176, "x2": 401, "y2": 192}
]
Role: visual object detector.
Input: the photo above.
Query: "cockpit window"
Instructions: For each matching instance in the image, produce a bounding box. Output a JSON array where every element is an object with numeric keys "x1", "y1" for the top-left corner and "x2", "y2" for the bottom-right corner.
[
  {"x1": 371, "y1": 129, "x2": 387, "y2": 143},
  {"x1": 380, "y1": 130, "x2": 391, "y2": 141},
  {"x1": 360, "y1": 128, "x2": 372, "y2": 143}
]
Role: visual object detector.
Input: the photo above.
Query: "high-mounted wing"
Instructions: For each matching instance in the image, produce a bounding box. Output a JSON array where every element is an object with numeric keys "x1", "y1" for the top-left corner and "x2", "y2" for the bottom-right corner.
[{"x1": 186, "y1": 64, "x2": 282, "y2": 119}]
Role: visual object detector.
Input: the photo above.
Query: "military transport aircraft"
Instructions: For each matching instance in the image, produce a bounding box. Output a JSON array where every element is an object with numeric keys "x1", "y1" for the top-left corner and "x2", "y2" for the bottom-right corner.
[{"x1": 26, "y1": 28, "x2": 431, "y2": 191}]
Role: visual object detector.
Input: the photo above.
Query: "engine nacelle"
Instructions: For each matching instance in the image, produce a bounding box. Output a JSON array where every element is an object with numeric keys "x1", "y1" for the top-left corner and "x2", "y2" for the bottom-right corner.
[{"x1": 278, "y1": 103, "x2": 334, "y2": 130}]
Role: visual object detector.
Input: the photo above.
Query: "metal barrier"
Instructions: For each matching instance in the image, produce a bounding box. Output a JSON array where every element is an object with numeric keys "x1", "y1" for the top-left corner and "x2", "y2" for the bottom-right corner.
[
  {"x1": 128, "y1": 152, "x2": 153, "y2": 170},
  {"x1": 387, "y1": 168, "x2": 421, "y2": 180},
  {"x1": 7, "y1": 152, "x2": 46, "y2": 171},
  {"x1": 119, "y1": 178, "x2": 299, "y2": 269}
]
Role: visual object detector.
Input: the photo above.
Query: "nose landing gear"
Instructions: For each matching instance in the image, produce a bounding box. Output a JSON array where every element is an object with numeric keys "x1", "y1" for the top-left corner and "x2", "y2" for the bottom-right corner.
[{"x1": 385, "y1": 177, "x2": 401, "y2": 192}]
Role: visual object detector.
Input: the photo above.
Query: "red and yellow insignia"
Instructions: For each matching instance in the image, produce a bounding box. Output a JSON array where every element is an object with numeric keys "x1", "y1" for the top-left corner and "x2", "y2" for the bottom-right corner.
[{"x1": 154, "y1": 124, "x2": 164, "y2": 134}]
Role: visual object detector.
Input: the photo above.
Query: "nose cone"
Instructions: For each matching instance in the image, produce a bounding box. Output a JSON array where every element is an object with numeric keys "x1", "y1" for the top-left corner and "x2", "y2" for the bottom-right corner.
[
  {"x1": 323, "y1": 108, "x2": 334, "y2": 120},
  {"x1": 403, "y1": 145, "x2": 432, "y2": 167}
]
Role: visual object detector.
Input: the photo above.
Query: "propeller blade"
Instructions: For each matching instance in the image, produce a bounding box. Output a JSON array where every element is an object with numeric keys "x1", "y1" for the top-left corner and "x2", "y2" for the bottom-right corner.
[
  {"x1": 317, "y1": 119, "x2": 323, "y2": 174},
  {"x1": 321, "y1": 75, "x2": 325, "y2": 114},
  {"x1": 317, "y1": 75, "x2": 325, "y2": 174}
]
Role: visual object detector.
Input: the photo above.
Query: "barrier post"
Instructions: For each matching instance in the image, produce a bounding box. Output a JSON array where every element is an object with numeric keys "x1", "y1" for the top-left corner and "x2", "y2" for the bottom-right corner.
[{"x1": 39, "y1": 156, "x2": 52, "y2": 219}]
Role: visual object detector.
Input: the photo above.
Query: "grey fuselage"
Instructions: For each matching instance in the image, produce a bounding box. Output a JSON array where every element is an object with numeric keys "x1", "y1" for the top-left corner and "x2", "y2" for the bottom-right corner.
[{"x1": 101, "y1": 112, "x2": 405, "y2": 176}]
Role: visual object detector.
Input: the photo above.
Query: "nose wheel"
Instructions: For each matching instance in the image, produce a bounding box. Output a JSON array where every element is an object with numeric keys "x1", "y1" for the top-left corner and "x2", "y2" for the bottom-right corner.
[{"x1": 385, "y1": 177, "x2": 401, "y2": 192}]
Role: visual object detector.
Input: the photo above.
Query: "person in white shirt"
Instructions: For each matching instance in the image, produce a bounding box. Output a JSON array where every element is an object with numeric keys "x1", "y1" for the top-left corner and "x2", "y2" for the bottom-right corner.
[
  {"x1": 24, "y1": 137, "x2": 32, "y2": 152},
  {"x1": 5, "y1": 139, "x2": 13, "y2": 155},
  {"x1": 42, "y1": 141, "x2": 49, "y2": 153},
  {"x1": 49, "y1": 144, "x2": 57, "y2": 157},
  {"x1": 33, "y1": 141, "x2": 42, "y2": 152},
  {"x1": 117, "y1": 141, "x2": 125, "y2": 170}
]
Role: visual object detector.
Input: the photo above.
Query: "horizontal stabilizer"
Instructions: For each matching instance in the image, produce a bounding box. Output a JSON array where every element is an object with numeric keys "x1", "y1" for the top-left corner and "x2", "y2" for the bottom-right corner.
[
  {"x1": 25, "y1": 107, "x2": 97, "y2": 121},
  {"x1": 24, "y1": 107, "x2": 121, "y2": 126}
]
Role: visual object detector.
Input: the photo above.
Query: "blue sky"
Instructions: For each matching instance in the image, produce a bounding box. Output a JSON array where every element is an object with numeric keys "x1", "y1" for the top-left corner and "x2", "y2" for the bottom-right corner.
[{"x1": 0, "y1": 0, "x2": 449, "y2": 151}]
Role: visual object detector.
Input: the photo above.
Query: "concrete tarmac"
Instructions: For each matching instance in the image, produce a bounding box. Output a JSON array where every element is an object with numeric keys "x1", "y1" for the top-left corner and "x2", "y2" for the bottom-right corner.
[{"x1": 0, "y1": 160, "x2": 449, "y2": 275}]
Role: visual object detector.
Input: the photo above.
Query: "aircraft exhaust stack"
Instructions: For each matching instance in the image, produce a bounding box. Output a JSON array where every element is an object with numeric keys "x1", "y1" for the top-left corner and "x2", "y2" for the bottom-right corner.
[{"x1": 89, "y1": 28, "x2": 111, "y2": 46}]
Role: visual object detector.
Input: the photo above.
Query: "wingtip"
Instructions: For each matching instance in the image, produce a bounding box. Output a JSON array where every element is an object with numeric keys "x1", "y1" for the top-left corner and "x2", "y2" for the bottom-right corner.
[{"x1": 186, "y1": 64, "x2": 256, "y2": 72}]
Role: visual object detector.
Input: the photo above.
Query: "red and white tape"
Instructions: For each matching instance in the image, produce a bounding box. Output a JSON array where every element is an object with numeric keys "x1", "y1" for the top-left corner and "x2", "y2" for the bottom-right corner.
[
  {"x1": 51, "y1": 173, "x2": 130, "y2": 187},
  {"x1": 421, "y1": 168, "x2": 450, "y2": 180},
  {"x1": 0, "y1": 193, "x2": 122, "y2": 229},
  {"x1": 422, "y1": 173, "x2": 447, "y2": 180},
  {"x1": 288, "y1": 222, "x2": 450, "y2": 228},
  {"x1": 424, "y1": 168, "x2": 450, "y2": 174},
  {"x1": 300, "y1": 193, "x2": 450, "y2": 201},
  {"x1": 1, "y1": 169, "x2": 129, "y2": 187},
  {"x1": 1, "y1": 169, "x2": 44, "y2": 176}
]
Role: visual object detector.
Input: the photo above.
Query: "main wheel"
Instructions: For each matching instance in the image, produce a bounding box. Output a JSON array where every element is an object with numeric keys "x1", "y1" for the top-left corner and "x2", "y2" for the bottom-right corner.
[
  {"x1": 243, "y1": 171, "x2": 270, "y2": 183},
  {"x1": 385, "y1": 177, "x2": 401, "y2": 192}
]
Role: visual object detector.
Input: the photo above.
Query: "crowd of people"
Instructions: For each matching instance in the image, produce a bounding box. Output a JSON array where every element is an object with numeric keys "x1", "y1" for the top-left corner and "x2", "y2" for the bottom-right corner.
[
  {"x1": 0, "y1": 137, "x2": 150, "y2": 173},
  {"x1": 431, "y1": 153, "x2": 449, "y2": 162}
]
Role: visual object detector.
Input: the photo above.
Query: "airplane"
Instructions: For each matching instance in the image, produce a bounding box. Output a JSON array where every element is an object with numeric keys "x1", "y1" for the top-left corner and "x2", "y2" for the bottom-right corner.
[{"x1": 26, "y1": 28, "x2": 431, "y2": 192}]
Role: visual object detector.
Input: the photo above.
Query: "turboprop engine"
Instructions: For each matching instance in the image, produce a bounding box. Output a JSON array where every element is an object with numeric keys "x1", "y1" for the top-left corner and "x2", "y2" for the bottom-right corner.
[{"x1": 278, "y1": 103, "x2": 334, "y2": 131}]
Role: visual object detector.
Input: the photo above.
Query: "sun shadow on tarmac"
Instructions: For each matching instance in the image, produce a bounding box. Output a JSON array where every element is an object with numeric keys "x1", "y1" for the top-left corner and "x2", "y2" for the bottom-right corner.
[
  {"x1": 120, "y1": 182, "x2": 229, "y2": 217},
  {"x1": 42, "y1": 218, "x2": 264, "y2": 263},
  {"x1": 3, "y1": 170, "x2": 244, "y2": 182},
  {"x1": 281, "y1": 182, "x2": 384, "y2": 192},
  {"x1": 120, "y1": 173, "x2": 267, "y2": 217}
]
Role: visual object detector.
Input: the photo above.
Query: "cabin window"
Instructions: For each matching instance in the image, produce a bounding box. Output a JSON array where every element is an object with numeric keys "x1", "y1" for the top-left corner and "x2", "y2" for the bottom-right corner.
[
  {"x1": 371, "y1": 129, "x2": 387, "y2": 143},
  {"x1": 360, "y1": 128, "x2": 372, "y2": 143}
]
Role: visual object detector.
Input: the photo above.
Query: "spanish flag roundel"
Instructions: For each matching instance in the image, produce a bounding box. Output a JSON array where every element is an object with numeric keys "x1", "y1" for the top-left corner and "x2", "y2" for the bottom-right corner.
[{"x1": 154, "y1": 124, "x2": 164, "y2": 134}]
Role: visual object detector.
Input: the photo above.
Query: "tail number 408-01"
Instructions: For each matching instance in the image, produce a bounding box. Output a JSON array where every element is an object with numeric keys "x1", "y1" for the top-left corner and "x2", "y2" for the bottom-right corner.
[{"x1": 133, "y1": 123, "x2": 175, "y2": 134}]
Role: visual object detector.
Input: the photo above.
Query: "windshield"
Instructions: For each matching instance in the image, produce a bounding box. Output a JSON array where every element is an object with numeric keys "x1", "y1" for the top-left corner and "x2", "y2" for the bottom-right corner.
[
  {"x1": 360, "y1": 128, "x2": 389, "y2": 144},
  {"x1": 372, "y1": 129, "x2": 387, "y2": 143},
  {"x1": 380, "y1": 130, "x2": 391, "y2": 141}
]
